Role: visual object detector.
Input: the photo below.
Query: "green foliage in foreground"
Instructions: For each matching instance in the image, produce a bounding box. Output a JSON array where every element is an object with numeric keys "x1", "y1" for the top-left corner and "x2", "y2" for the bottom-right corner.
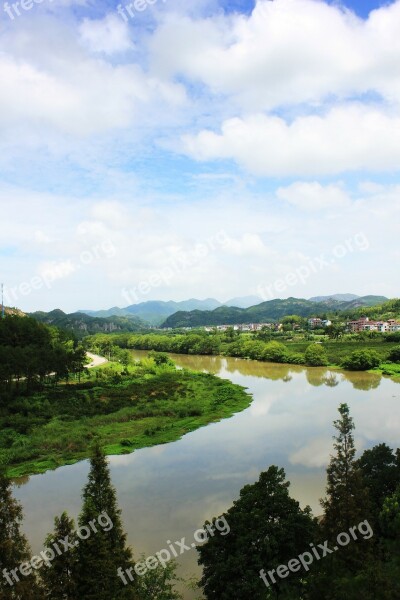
[
  {"x1": 1, "y1": 358, "x2": 251, "y2": 477},
  {"x1": 199, "y1": 405, "x2": 400, "y2": 600},
  {"x1": 1, "y1": 445, "x2": 185, "y2": 599}
]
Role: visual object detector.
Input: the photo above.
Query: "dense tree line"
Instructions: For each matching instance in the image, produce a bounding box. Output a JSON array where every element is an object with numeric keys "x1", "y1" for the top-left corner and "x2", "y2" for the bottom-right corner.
[
  {"x1": 198, "y1": 404, "x2": 400, "y2": 599},
  {"x1": 86, "y1": 330, "x2": 400, "y2": 371},
  {"x1": 0, "y1": 316, "x2": 87, "y2": 391}
]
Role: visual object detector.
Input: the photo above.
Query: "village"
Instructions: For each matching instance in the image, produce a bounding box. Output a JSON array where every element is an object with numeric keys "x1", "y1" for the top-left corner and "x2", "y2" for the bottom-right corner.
[{"x1": 199, "y1": 316, "x2": 400, "y2": 334}]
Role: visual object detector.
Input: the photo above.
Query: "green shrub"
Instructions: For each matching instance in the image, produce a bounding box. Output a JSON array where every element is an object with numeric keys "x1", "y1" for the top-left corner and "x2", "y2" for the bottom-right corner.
[
  {"x1": 388, "y1": 346, "x2": 400, "y2": 363},
  {"x1": 305, "y1": 344, "x2": 329, "y2": 367},
  {"x1": 342, "y1": 349, "x2": 381, "y2": 371},
  {"x1": 262, "y1": 342, "x2": 289, "y2": 363}
]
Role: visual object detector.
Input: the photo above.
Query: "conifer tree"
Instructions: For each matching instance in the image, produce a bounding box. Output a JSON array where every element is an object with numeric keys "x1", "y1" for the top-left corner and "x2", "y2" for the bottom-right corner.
[
  {"x1": 41, "y1": 512, "x2": 78, "y2": 599},
  {"x1": 0, "y1": 471, "x2": 42, "y2": 599},
  {"x1": 310, "y1": 405, "x2": 376, "y2": 599},
  {"x1": 76, "y1": 443, "x2": 136, "y2": 600},
  {"x1": 321, "y1": 403, "x2": 370, "y2": 537}
]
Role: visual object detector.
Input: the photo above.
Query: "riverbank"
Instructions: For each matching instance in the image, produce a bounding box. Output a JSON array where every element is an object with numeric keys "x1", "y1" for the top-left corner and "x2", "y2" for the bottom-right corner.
[
  {"x1": 5, "y1": 358, "x2": 251, "y2": 478},
  {"x1": 85, "y1": 332, "x2": 400, "y2": 380}
]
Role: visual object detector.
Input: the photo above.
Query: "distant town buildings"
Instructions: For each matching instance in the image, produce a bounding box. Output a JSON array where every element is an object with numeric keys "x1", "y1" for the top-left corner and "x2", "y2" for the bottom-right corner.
[
  {"x1": 166, "y1": 316, "x2": 400, "y2": 334},
  {"x1": 307, "y1": 318, "x2": 332, "y2": 329},
  {"x1": 204, "y1": 323, "x2": 281, "y2": 333},
  {"x1": 347, "y1": 317, "x2": 400, "y2": 333}
]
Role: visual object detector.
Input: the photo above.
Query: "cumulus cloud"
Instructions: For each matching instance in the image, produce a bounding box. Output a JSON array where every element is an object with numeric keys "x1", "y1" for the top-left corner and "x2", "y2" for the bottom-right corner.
[
  {"x1": 151, "y1": 0, "x2": 400, "y2": 109},
  {"x1": 180, "y1": 106, "x2": 400, "y2": 176},
  {"x1": 277, "y1": 182, "x2": 351, "y2": 211},
  {"x1": 79, "y1": 14, "x2": 133, "y2": 55}
]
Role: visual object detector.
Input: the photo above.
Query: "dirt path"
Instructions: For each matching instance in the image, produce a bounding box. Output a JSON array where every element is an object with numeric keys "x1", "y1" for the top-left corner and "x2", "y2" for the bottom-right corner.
[{"x1": 86, "y1": 352, "x2": 108, "y2": 368}]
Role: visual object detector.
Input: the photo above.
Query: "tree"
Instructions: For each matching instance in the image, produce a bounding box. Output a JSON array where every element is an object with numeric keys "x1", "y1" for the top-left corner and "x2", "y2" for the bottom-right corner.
[
  {"x1": 135, "y1": 558, "x2": 183, "y2": 600},
  {"x1": 198, "y1": 466, "x2": 315, "y2": 599},
  {"x1": 41, "y1": 512, "x2": 79, "y2": 599},
  {"x1": 310, "y1": 406, "x2": 379, "y2": 600},
  {"x1": 321, "y1": 404, "x2": 370, "y2": 537},
  {"x1": 357, "y1": 444, "x2": 400, "y2": 526},
  {"x1": 0, "y1": 471, "x2": 43, "y2": 599},
  {"x1": 326, "y1": 324, "x2": 344, "y2": 340},
  {"x1": 76, "y1": 443, "x2": 136, "y2": 600},
  {"x1": 342, "y1": 350, "x2": 380, "y2": 371},
  {"x1": 388, "y1": 345, "x2": 400, "y2": 363},
  {"x1": 262, "y1": 341, "x2": 289, "y2": 363},
  {"x1": 378, "y1": 486, "x2": 400, "y2": 598},
  {"x1": 305, "y1": 344, "x2": 329, "y2": 366}
]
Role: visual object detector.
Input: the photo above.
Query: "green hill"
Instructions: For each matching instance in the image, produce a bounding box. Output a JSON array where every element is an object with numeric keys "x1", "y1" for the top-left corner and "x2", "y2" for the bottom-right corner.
[
  {"x1": 162, "y1": 296, "x2": 389, "y2": 328},
  {"x1": 81, "y1": 298, "x2": 222, "y2": 326},
  {"x1": 30, "y1": 310, "x2": 147, "y2": 338}
]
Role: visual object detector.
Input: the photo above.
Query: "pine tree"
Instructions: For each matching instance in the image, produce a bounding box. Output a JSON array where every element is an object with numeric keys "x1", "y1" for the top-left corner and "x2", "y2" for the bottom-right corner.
[
  {"x1": 41, "y1": 512, "x2": 79, "y2": 599},
  {"x1": 0, "y1": 470, "x2": 42, "y2": 599},
  {"x1": 76, "y1": 443, "x2": 136, "y2": 600},
  {"x1": 321, "y1": 403, "x2": 370, "y2": 537},
  {"x1": 311, "y1": 404, "x2": 376, "y2": 599}
]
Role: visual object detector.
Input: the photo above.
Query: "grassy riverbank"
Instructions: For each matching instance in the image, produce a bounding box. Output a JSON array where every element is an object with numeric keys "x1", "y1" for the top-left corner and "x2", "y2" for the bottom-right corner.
[
  {"x1": 2, "y1": 358, "x2": 251, "y2": 478},
  {"x1": 85, "y1": 331, "x2": 400, "y2": 379}
]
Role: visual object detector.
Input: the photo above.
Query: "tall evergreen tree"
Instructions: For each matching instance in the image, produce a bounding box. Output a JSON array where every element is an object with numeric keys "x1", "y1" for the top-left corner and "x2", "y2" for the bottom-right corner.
[
  {"x1": 311, "y1": 404, "x2": 377, "y2": 600},
  {"x1": 76, "y1": 443, "x2": 136, "y2": 600},
  {"x1": 321, "y1": 403, "x2": 370, "y2": 537},
  {"x1": 41, "y1": 512, "x2": 78, "y2": 599},
  {"x1": 0, "y1": 470, "x2": 42, "y2": 599}
]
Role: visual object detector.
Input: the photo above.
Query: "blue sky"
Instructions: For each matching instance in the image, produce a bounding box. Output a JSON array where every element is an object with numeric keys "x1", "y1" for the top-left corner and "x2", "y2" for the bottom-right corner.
[{"x1": 0, "y1": 0, "x2": 399, "y2": 312}]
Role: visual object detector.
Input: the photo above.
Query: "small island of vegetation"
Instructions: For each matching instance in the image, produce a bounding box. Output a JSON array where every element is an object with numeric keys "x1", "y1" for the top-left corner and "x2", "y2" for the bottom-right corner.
[{"x1": 0, "y1": 315, "x2": 251, "y2": 478}]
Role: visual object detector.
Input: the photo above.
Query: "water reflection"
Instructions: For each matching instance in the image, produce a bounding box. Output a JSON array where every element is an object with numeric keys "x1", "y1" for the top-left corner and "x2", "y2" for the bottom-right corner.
[
  {"x1": 13, "y1": 351, "x2": 399, "y2": 600},
  {"x1": 161, "y1": 351, "x2": 383, "y2": 391}
]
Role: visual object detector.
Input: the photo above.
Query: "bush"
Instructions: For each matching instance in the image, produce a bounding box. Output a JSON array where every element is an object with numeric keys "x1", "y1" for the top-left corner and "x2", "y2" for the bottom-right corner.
[
  {"x1": 384, "y1": 332, "x2": 400, "y2": 343},
  {"x1": 388, "y1": 346, "x2": 400, "y2": 363},
  {"x1": 287, "y1": 353, "x2": 306, "y2": 365},
  {"x1": 342, "y1": 349, "x2": 381, "y2": 371},
  {"x1": 262, "y1": 342, "x2": 289, "y2": 363},
  {"x1": 305, "y1": 344, "x2": 329, "y2": 366}
]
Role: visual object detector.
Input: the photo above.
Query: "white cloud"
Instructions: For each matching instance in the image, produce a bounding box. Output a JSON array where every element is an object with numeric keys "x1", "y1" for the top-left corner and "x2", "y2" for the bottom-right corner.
[
  {"x1": 151, "y1": 0, "x2": 400, "y2": 110},
  {"x1": 180, "y1": 106, "x2": 400, "y2": 176},
  {"x1": 289, "y1": 436, "x2": 333, "y2": 468},
  {"x1": 79, "y1": 14, "x2": 133, "y2": 55},
  {"x1": 0, "y1": 17, "x2": 186, "y2": 139},
  {"x1": 277, "y1": 182, "x2": 350, "y2": 211}
]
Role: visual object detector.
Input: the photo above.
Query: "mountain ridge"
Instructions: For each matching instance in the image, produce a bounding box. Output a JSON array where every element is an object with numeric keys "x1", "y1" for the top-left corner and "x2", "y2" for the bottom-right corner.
[{"x1": 161, "y1": 295, "x2": 389, "y2": 328}]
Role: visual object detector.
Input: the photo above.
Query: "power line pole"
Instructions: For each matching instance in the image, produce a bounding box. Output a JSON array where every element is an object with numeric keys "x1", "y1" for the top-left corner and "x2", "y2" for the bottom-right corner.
[{"x1": 1, "y1": 283, "x2": 4, "y2": 319}]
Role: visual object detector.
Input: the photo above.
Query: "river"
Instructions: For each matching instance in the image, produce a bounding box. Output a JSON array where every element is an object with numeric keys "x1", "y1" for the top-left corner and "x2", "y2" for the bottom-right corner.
[{"x1": 13, "y1": 352, "x2": 400, "y2": 598}]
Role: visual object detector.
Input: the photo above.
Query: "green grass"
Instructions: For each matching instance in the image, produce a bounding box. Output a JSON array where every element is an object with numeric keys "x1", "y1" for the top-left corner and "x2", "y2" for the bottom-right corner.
[
  {"x1": 2, "y1": 362, "x2": 252, "y2": 478},
  {"x1": 282, "y1": 339, "x2": 393, "y2": 365},
  {"x1": 373, "y1": 363, "x2": 400, "y2": 378}
]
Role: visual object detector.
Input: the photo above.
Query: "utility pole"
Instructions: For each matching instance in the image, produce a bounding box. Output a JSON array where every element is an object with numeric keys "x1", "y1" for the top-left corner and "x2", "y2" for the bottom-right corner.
[{"x1": 1, "y1": 283, "x2": 4, "y2": 318}]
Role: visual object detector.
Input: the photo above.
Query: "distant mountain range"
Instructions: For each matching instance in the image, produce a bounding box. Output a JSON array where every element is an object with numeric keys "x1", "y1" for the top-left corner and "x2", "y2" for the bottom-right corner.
[
  {"x1": 309, "y1": 293, "x2": 360, "y2": 302},
  {"x1": 80, "y1": 296, "x2": 263, "y2": 325},
  {"x1": 22, "y1": 294, "x2": 389, "y2": 334},
  {"x1": 161, "y1": 295, "x2": 389, "y2": 328},
  {"x1": 30, "y1": 309, "x2": 146, "y2": 338}
]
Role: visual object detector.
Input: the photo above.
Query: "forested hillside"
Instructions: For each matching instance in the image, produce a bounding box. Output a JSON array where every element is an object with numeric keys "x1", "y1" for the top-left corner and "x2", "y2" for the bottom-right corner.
[{"x1": 162, "y1": 296, "x2": 389, "y2": 328}]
